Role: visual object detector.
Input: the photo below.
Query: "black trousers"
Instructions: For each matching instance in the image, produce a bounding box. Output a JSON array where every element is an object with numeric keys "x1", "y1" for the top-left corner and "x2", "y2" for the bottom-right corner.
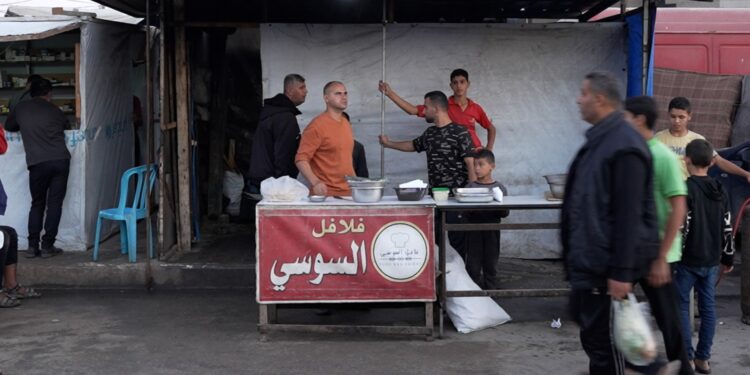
[
  {"x1": 639, "y1": 278, "x2": 694, "y2": 375},
  {"x1": 570, "y1": 289, "x2": 627, "y2": 375},
  {"x1": 434, "y1": 210, "x2": 463, "y2": 253},
  {"x1": 0, "y1": 226, "x2": 18, "y2": 284},
  {"x1": 571, "y1": 280, "x2": 693, "y2": 375},
  {"x1": 463, "y1": 230, "x2": 500, "y2": 289},
  {"x1": 27, "y1": 159, "x2": 69, "y2": 249}
]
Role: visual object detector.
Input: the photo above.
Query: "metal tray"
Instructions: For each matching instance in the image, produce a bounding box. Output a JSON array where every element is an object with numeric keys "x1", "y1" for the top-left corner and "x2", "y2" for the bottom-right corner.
[
  {"x1": 454, "y1": 187, "x2": 490, "y2": 195},
  {"x1": 455, "y1": 194, "x2": 494, "y2": 203}
]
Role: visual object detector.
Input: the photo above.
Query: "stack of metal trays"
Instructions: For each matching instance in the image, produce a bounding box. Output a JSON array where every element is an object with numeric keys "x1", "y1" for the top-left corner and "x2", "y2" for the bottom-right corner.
[
  {"x1": 345, "y1": 176, "x2": 387, "y2": 188},
  {"x1": 453, "y1": 187, "x2": 493, "y2": 203}
]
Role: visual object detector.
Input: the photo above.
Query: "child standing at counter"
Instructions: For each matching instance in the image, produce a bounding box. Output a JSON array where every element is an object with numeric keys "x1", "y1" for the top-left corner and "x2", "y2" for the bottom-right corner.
[{"x1": 461, "y1": 150, "x2": 508, "y2": 289}]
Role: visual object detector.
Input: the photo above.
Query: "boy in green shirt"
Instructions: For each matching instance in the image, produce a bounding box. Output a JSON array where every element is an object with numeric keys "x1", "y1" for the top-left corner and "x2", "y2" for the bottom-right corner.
[{"x1": 625, "y1": 96, "x2": 692, "y2": 375}]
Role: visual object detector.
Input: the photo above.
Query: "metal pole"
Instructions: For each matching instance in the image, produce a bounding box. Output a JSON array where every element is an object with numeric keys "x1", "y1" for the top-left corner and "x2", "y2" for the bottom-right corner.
[
  {"x1": 642, "y1": 0, "x2": 650, "y2": 95},
  {"x1": 380, "y1": 0, "x2": 386, "y2": 179},
  {"x1": 144, "y1": 0, "x2": 155, "y2": 289}
]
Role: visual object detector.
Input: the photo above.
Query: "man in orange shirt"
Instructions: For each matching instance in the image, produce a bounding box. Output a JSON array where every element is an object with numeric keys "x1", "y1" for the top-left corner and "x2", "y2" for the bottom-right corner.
[
  {"x1": 378, "y1": 69, "x2": 496, "y2": 151},
  {"x1": 295, "y1": 81, "x2": 355, "y2": 196}
]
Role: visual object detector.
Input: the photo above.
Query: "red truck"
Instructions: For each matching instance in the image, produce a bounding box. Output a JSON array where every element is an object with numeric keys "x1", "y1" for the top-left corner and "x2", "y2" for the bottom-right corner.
[{"x1": 594, "y1": 8, "x2": 750, "y2": 75}]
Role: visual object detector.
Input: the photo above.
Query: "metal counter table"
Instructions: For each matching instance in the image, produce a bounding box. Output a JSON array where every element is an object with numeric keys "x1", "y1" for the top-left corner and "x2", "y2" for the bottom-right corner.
[
  {"x1": 256, "y1": 196, "x2": 437, "y2": 340},
  {"x1": 435, "y1": 195, "x2": 564, "y2": 337}
]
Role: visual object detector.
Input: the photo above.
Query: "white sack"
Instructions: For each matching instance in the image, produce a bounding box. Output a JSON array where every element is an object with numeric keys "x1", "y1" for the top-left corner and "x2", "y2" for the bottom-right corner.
[
  {"x1": 223, "y1": 171, "x2": 243, "y2": 216},
  {"x1": 444, "y1": 244, "x2": 511, "y2": 333}
]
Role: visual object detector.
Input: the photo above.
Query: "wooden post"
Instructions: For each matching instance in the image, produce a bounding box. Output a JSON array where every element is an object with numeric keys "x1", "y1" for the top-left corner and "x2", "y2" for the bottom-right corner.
[
  {"x1": 174, "y1": 0, "x2": 192, "y2": 252},
  {"x1": 74, "y1": 43, "x2": 81, "y2": 128},
  {"x1": 159, "y1": 0, "x2": 177, "y2": 258},
  {"x1": 207, "y1": 31, "x2": 230, "y2": 218}
]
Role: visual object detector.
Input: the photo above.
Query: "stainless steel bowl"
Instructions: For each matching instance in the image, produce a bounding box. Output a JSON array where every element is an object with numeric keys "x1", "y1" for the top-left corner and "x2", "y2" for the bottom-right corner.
[
  {"x1": 544, "y1": 174, "x2": 567, "y2": 199},
  {"x1": 351, "y1": 186, "x2": 384, "y2": 203},
  {"x1": 309, "y1": 195, "x2": 327, "y2": 202}
]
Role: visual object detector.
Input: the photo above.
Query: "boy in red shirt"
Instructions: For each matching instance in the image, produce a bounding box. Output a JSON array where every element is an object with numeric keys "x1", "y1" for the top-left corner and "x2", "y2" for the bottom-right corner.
[{"x1": 379, "y1": 69, "x2": 496, "y2": 151}]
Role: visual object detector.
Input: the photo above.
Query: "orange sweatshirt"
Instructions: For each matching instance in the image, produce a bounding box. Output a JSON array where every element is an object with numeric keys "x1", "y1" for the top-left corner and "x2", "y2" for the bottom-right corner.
[{"x1": 295, "y1": 112, "x2": 355, "y2": 195}]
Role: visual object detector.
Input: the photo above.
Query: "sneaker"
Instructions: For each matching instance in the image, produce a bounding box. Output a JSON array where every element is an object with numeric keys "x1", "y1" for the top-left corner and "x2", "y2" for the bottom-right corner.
[
  {"x1": 40, "y1": 245, "x2": 63, "y2": 258},
  {"x1": 24, "y1": 247, "x2": 41, "y2": 258}
]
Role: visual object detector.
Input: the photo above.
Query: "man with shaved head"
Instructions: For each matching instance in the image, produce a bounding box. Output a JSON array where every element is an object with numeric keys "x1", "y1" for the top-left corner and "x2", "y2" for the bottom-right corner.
[{"x1": 295, "y1": 81, "x2": 355, "y2": 196}]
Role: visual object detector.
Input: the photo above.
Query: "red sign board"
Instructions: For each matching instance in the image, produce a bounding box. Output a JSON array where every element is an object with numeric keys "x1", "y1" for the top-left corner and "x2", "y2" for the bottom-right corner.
[{"x1": 257, "y1": 206, "x2": 435, "y2": 303}]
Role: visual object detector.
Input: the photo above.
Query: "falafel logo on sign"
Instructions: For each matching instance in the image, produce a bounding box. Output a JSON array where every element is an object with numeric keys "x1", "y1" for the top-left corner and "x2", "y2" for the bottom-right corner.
[{"x1": 371, "y1": 221, "x2": 429, "y2": 282}]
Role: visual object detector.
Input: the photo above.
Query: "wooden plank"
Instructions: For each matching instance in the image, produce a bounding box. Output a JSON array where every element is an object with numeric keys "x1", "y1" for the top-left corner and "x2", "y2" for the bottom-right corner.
[
  {"x1": 257, "y1": 324, "x2": 432, "y2": 336},
  {"x1": 259, "y1": 305, "x2": 269, "y2": 325},
  {"x1": 424, "y1": 302, "x2": 434, "y2": 341},
  {"x1": 185, "y1": 22, "x2": 259, "y2": 28},
  {"x1": 446, "y1": 288, "x2": 570, "y2": 298},
  {"x1": 443, "y1": 223, "x2": 559, "y2": 231},
  {"x1": 174, "y1": 0, "x2": 192, "y2": 252},
  {"x1": 0, "y1": 23, "x2": 81, "y2": 43},
  {"x1": 207, "y1": 32, "x2": 230, "y2": 218},
  {"x1": 52, "y1": 7, "x2": 97, "y2": 18},
  {"x1": 158, "y1": 0, "x2": 176, "y2": 258},
  {"x1": 160, "y1": 121, "x2": 177, "y2": 131},
  {"x1": 74, "y1": 43, "x2": 81, "y2": 128}
]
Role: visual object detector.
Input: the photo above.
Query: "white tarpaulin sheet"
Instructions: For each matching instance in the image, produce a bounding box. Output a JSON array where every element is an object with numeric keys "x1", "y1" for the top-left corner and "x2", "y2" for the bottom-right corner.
[
  {"x1": 261, "y1": 23, "x2": 626, "y2": 258},
  {"x1": 0, "y1": 21, "x2": 134, "y2": 251}
]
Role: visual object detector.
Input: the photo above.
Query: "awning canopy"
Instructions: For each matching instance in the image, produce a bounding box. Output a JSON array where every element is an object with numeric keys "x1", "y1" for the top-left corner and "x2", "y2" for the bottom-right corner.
[
  {"x1": 94, "y1": 0, "x2": 622, "y2": 23},
  {"x1": 0, "y1": 16, "x2": 81, "y2": 42}
]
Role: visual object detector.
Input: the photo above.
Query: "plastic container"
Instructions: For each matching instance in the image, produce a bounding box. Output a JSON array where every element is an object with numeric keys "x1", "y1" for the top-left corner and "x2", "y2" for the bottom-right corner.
[{"x1": 432, "y1": 187, "x2": 449, "y2": 202}]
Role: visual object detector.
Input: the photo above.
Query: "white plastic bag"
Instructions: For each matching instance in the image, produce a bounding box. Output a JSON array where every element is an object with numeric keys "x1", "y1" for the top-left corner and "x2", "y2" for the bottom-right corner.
[
  {"x1": 260, "y1": 176, "x2": 309, "y2": 202},
  {"x1": 223, "y1": 171, "x2": 244, "y2": 216},
  {"x1": 444, "y1": 244, "x2": 512, "y2": 333},
  {"x1": 613, "y1": 293, "x2": 657, "y2": 366}
]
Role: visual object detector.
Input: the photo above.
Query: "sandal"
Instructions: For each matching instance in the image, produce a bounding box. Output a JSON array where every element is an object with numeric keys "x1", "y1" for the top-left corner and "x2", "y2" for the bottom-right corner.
[
  {"x1": 0, "y1": 292, "x2": 20, "y2": 308},
  {"x1": 4, "y1": 284, "x2": 41, "y2": 299}
]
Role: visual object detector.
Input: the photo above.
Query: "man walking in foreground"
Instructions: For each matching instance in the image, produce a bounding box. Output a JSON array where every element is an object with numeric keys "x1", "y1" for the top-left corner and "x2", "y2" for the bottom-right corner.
[{"x1": 562, "y1": 72, "x2": 660, "y2": 375}]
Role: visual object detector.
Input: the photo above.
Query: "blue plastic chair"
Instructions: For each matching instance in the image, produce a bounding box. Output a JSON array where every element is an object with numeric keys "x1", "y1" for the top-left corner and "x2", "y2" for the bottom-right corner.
[{"x1": 93, "y1": 164, "x2": 157, "y2": 263}]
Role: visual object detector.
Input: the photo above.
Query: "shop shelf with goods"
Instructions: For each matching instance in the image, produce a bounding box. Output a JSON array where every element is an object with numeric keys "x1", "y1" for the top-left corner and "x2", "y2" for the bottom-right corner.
[{"x1": 0, "y1": 30, "x2": 80, "y2": 126}]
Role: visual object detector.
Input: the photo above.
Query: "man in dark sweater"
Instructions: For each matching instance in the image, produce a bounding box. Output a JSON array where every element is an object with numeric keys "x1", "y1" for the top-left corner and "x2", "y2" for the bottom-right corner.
[
  {"x1": 5, "y1": 78, "x2": 70, "y2": 258},
  {"x1": 561, "y1": 72, "x2": 660, "y2": 375},
  {"x1": 241, "y1": 74, "x2": 307, "y2": 221},
  {"x1": 247, "y1": 74, "x2": 307, "y2": 191}
]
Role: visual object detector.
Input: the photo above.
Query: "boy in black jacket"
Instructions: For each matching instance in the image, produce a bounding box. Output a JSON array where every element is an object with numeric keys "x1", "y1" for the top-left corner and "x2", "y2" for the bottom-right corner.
[
  {"x1": 461, "y1": 149, "x2": 508, "y2": 289},
  {"x1": 675, "y1": 139, "x2": 735, "y2": 374}
]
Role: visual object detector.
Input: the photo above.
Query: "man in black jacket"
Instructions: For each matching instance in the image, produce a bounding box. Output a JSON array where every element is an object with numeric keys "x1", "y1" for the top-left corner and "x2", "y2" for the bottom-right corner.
[
  {"x1": 247, "y1": 74, "x2": 307, "y2": 190},
  {"x1": 5, "y1": 78, "x2": 70, "y2": 258},
  {"x1": 562, "y1": 72, "x2": 660, "y2": 375},
  {"x1": 241, "y1": 74, "x2": 307, "y2": 222}
]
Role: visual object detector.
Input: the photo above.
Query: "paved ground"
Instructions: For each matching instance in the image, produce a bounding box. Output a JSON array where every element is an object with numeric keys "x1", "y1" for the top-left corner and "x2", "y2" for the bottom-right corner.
[{"x1": 1, "y1": 290, "x2": 748, "y2": 375}]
